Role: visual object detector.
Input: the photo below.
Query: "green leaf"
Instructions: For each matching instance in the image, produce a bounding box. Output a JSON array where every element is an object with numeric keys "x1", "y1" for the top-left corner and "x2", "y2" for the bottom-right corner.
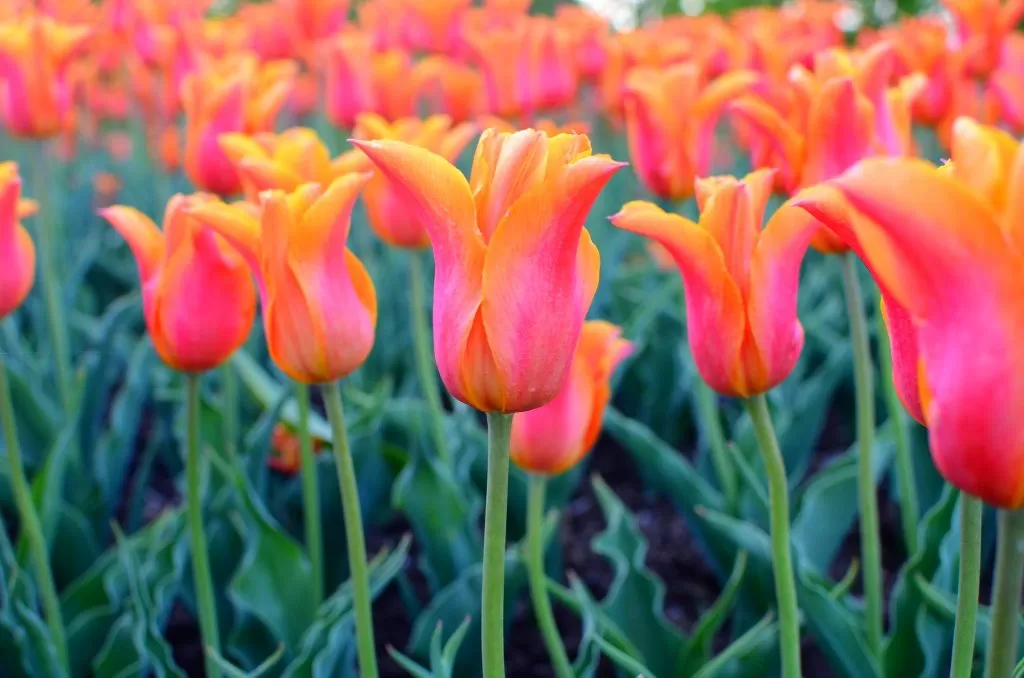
[
  {"x1": 592, "y1": 633, "x2": 658, "y2": 678},
  {"x1": 391, "y1": 449, "x2": 480, "y2": 590},
  {"x1": 590, "y1": 476, "x2": 686, "y2": 677},
  {"x1": 691, "y1": 614, "x2": 778, "y2": 678},
  {"x1": 387, "y1": 617, "x2": 472, "y2": 678},
  {"x1": 791, "y1": 425, "x2": 895, "y2": 574},
  {"x1": 232, "y1": 352, "x2": 332, "y2": 440},
  {"x1": 21, "y1": 410, "x2": 79, "y2": 556},
  {"x1": 679, "y1": 552, "x2": 748, "y2": 673}
]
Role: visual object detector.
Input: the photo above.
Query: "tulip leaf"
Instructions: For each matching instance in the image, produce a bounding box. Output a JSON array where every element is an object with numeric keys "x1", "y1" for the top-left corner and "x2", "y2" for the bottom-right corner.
[
  {"x1": 232, "y1": 351, "x2": 332, "y2": 441},
  {"x1": 391, "y1": 447, "x2": 481, "y2": 590},
  {"x1": 386, "y1": 617, "x2": 472, "y2": 678},
  {"x1": 679, "y1": 551, "x2": 748, "y2": 673},
  {"x1": 691, "y1": 613, "x2": 779, "y2": 678},
  {"x1": 883, "y1": 484, "x2": 958, "y2": 677},
  {"x1": 280, "y1": 537, "x2": 409, "y2": 678},
  {"x1": 791, "y1": 425, "x2": 895, "y2": 574},
  {"x1": 590, "y1": 475, "x2": 686, "y2": 677},
  {"x1": 20, "y1": 410, "x2": 79, "y2": 560}
]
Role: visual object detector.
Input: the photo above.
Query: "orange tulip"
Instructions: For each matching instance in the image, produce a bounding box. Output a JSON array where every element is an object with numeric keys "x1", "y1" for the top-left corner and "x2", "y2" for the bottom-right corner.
[
  {"x1": 624, "y1": 63, "x2": 758, "y2": 201},
  {"x1": 323, "y1": 34, "x2": 414, "y2": 129},
  {"x1": 794, "y1": 117, "x2": 1024, "y2": 507},
  {"x1": 0, "y1": 13, "x2": 90, "y2": 138},
  {"x1": 510, "y1": 321, "x2": 632, "y2": 475},
  {"x1": 182, "y1": 53, "x2": 296, "y2": 196},
  {"x1": 730, "y1": 43, "x2": 921, "y2": 252},
  {"x1": 100, "y1": 195, "x2": 257, "y2": 373},
  {"x1": 612, "y1": 169, "x2": 821, "y2": 398},
  {"x1": 478, "y1": 116, "x2": 589, "y2": 137},
  {"x1": 412, "y1": 56, "x2": 484, "y2": 123},
  {"x1": 402, "y1": 0, "x2": 471, "y2": 54},
  {"x1": 353, "y1": 129, "x2": 624, "y2": 413},
  {"x1": 344, "y1": 114, "x2": 478, "y2": 249},
  {"x1": 943, "y1": 0, "x2": 1024, "y2": 77},
  {"x1": 187, "y1": 174, "x2": 377, "y2": 384},
  {"x1": 0, "y1": 163, "x2": 37, "y2": 319},
  {"x1": 269, "y1": 422, "x2": 327, "y2": 473},
  {"x1": 218, "y1": 128, "x2": 353, "y2": 202}
]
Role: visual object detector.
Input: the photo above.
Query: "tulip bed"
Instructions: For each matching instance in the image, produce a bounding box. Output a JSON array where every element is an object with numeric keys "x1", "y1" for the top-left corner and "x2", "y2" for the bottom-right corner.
[{"x1": 2, "y1": 0, "x2": 1023, "y2": 677}]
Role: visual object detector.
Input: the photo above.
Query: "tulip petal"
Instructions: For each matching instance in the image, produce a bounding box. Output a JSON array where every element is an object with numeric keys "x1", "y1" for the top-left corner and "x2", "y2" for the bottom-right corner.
[
  {"x1": 879, "y1": 293, "x2": 925, "y2": 424},
  {"x1": 100, "y1": 205, "x2": 165, "y2": 284},
  {"x1": 351, "y1": 138, "x2": 484, "y2": 401},
  {"x1": 471, "y1": 129, "x2": 548, "y2": 242},
  {"x1": 1005, "y1": 143, "x2": 1024, "y2": 252},
  {"x1": 184, "y1": 201, "x2": 265, "y2": 297},
  {"x1": 728, "y1": 97, "x2": 803, "y2": 190},
  {"x1": 803, "y1": 77, "x2": 875, "y2": 185},
  {"x1": 611, "y1": 201, "x2": 747, "y2": 396},
  {"x1": 480, "y1": 155, "x2": 621, "y2": 412}
]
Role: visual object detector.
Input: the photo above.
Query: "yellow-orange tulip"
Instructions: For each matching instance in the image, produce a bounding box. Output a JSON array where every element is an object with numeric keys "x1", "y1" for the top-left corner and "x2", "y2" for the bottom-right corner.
[
  {"x1": 100, "y1": 195, "x2": 257, "y2": 373},
  {"x1": 354, "y1": 129, "x2": 624, "y2": 413},
  {"x1": 0, "y1": 163, "x2": 37, "y2": 319},
  {"x1": 187, "y1": 174, "x2": 377, "y2": 384},
  {"x1": 510, "y1": 321, "x2": 632, "y2": 475}
]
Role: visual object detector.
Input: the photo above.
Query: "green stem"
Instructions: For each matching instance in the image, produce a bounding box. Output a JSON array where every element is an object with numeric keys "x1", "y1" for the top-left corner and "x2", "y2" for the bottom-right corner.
[
  {"x1": 31, "y1": 142, "x2": 73, "y2": 415},
  {"x1": 526, "y1": 475, "x2": 573, "y2": 678},
  {"x1": 841, "y1": 253, "x2": 883, "y2": 657},
  {"x1": 185, "y1": 374, "x2": 221, "y2": 678},
  {"x1": 875, "y1": 299, "x2": 918, "y2": 554},
  {"x1": 323, "y1": 382, "x2": 377, "y2": 678},
  {"x1": 0, "y1": 354, "x2": 67, "y2": 671},
  {"x1": 222, "y1": 363, "x2": 238, "y2": 460},
  {"x1": 694, "y1": 380, "x2": 737, "y2": 512},
  {"x1": 745, "y1": 394, "x2": 801, "y2": 678},
  {"x1": 296, "y1": 383, "x2": 323, "y2": 605},
  {"x1": 409, "y1": 253, "x2": 448, "y2": 463},
  {"x1": 483, "y1": 412, "x2": 513, "y2": 678},
  {"x1": 985, "y1": 508, "x2": 1024, "y2": 678},
  {"x1": 951, "y1": 494, "x2": 982, "y2": 678}
]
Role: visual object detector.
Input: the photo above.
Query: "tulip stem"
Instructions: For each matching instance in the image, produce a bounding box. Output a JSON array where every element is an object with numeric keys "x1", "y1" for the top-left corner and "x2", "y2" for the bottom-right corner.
[
  {"x1": 985, "y1": 507, "x2": 1024, "y2": 678},
  {"x1": 222, "y1": 363, "x2": 238, "y2": 460},
  {"x1": 185, "y1": 374, "x2": 221, "y2": 678},
  {"x1": 483, "y1": 412, "x2": 513, "y2": 678},
  {"x1": 0, "y1": 352, "x2": 68, "y2": 672},
  {"x1": 875, "y1": 300, "x2": 918, "y2": 554},
  {"x1": 694, "y1": 379, "x2": 737, "y2": 512},
  {"x1": 323, "y1": 382, "x2": 378, "y2": 678},
  {"x1": 526, "y1": 474, "x2": 573, "y2": 678},
  {"x1": 951, "y1": 494, "x2": 982, "y2": 678},
  {"x1": 841, "y1": 252, "x2": 883, "y2": 657},
  {"x1": 296, "y1": 383, "x2": 323, "y2": 605},
  {"x1": 745, "y1": 394, "x2": 801, "y2": 678},
  {"x1": 31, "y1": 141, "x2": 73, "y2": 415},
  {"x1": 409, "y1": 253, "x2": 449, "y2": 463}
]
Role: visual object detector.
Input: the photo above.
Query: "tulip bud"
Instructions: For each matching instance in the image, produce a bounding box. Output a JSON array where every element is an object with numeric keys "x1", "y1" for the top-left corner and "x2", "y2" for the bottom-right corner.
[{"x1": 0, "y1": 163, "x2": 37, "y2": 319}]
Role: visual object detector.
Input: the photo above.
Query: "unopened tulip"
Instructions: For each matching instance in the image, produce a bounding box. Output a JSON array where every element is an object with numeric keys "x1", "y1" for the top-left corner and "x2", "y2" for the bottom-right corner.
[
  {"x1": 354, "y1": 129, "x2": 624, "y2": 413},
  {"x1": 100, "y1": 195, "x2": 257, "y2": 372},
  {"x1": 0, "y1": 164, "x2": 37, "y2": 319},
  {"x1": 794, "y1": 117, "x2": 1024, "y2": 508},
  {"x1": 345, "y1": 114, "x2": 478, "y2": 248},
  {"x1": 187, "y1": 174, "x2": 377, "y2": 384},
  {"x1": 612, "y1": 169, "x2": 821, "y2": 397},
  {"x1": 182, "y1": 53, "x2": 296, "y2": 196},
  {"x1": 624, "y1": 63, "x2": 758, "y2": 201},
  {"x1": 0, "y1": 14, "x2": 90, "y2": 138},
  {"x1": 511, "y1": 321, "x2": 632, "y2": 475}
]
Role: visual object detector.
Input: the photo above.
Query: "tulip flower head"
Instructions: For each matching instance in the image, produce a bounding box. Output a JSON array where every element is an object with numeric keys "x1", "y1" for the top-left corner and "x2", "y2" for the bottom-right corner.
[
  {"x1": 100, "y1": 195, "x2": 257, "y2": 372},
  {"x1": 182, "y1": 53, "x2": 297, "y2": 196},
  {"x1": 323, "y1": 34, "x2": 414, "y2": 129},
  {"x1": 0, "y1": 163, "x2": 37, "y2": 319},
  {"x1": 344, "y1": 113, "x2": 478, "y2": 249},
  {"x1": 794, "y1": 116, "x2": 1024, "y2": 508},
  {"x1": 0, "y1": 14, "x2": 91, "y2": 138},
  {"x1": 187, "y1": 174, "x2": 377, "y2": 385},
  {"x1": 354, "y1": 128, "x2": 624, "y2": 413},
  {"x1": 612, "y1": 169, "x2": 821, "y2": 398},
  {"x1": 624, "y1": 63, "x2": 758, "y2": 201},
  {"x1": 511, "y1": 321, "x2": 632, "y2": 475},
  {"x1": 218, "y1": 128, "x2": 353, "y2": 202}
]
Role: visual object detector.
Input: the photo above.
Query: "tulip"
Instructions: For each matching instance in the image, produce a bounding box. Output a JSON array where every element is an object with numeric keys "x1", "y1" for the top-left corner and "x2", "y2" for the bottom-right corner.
[
  {"x1": 100, "y1": 195, "x2": 257, "y2": 373},
  {"x1": 624, "y1": 62, "x2": 758, "y2": 201},
  {"x1": 0, "y1": 164, "x2": 37, "y2": 320},
  {"x1": 186, "y1": 174, "x2": 376, "y2": 385},
  {"x1": 354, "y1": 128, "x2": 623, "y2": 413},
  {"x1": 346, "y1": 114, "x2": 479, "y2": 249},
  {"x1": 323, "y1": 34, "x2": 414, "y2": 129},
  {"x1": 218, "y1": 127, "x2": 349, "y2": 202},
  {"x1": 942, "y1": 0, "x2": 1024, "y2": 77},
  {"x1": 356, "y1": 128, "x2": 621, "y2": 677},
  {"x1": 182, "y1": 53, "x2": 296, "y2": 196},
  {"x1": 412, "y1": 55, "x2": 484, "y2": 123},
  {"x1": 612, "y1": 169, "x2": 819, "y2": 398},
  {"x1": 511, "y1": 321, "x2": 632, "y2": 475},
  {"x1": 793, "y1": 116, "x2": 1024, "y2": 678},
  {"x1": 0, "y1": 14, "x2": 90, "y2": 138}
]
